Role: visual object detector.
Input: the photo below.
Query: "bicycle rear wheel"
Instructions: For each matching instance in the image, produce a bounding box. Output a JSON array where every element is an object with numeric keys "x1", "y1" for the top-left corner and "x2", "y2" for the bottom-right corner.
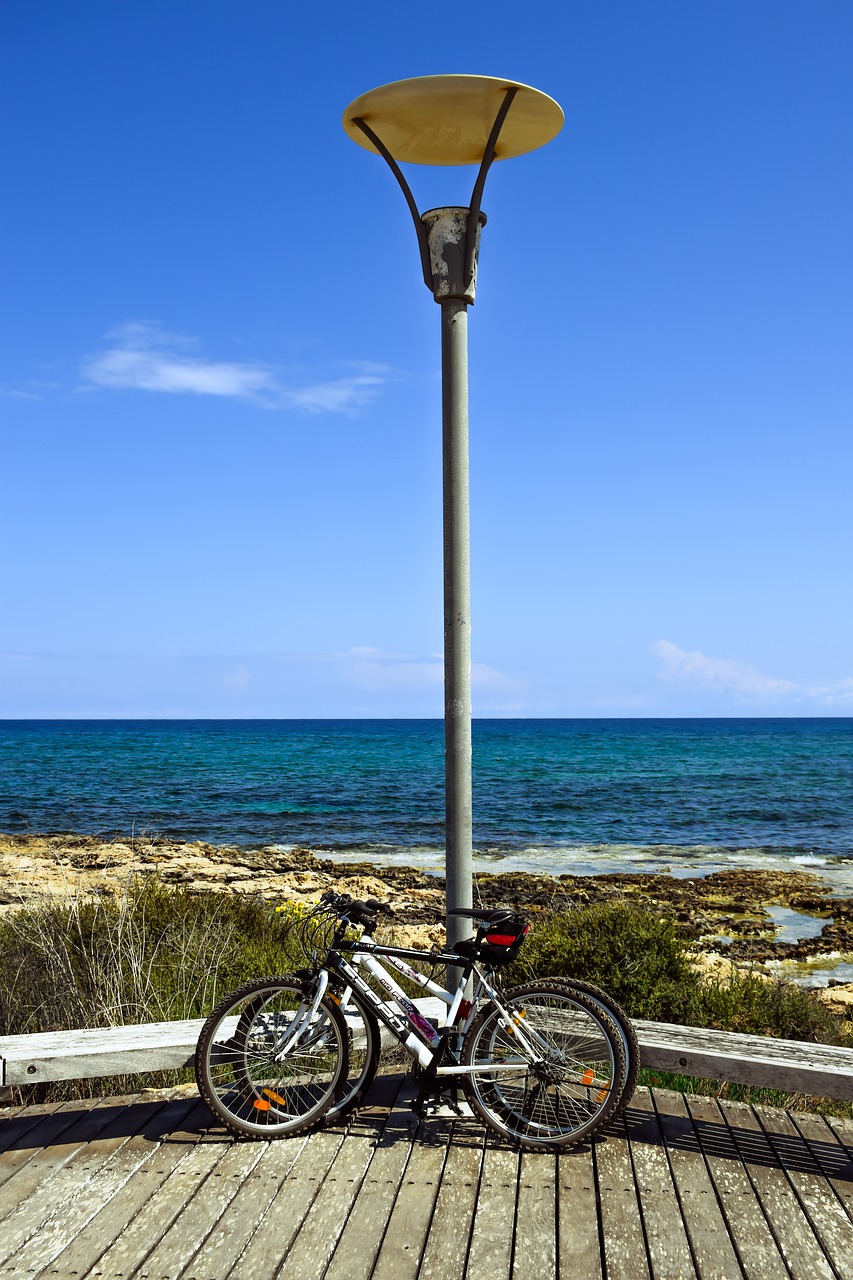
[
  {"x1": 327, "y1": 982, "x2": 381, "y2": 1121},
  {"x1": 550, "y1": 978, "x2": 639, "y2": 1120},
  {"x1": 195, "y1": 976, "x2": 348, "y2": 1139},
  {"x1": 461, "y1": 980, "x2": 626, "y2": 1149}
]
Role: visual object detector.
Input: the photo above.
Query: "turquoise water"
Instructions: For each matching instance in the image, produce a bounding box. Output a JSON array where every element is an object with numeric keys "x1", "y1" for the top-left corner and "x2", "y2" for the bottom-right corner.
[{"x1": 1, "y1": 719, "x2": 851, "y2": 886}]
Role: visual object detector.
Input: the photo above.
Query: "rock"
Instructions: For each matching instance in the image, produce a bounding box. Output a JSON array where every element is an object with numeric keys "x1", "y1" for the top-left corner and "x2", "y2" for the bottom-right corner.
[
  {"x1": 2, "y1": 831, "x2": 850, "y2": 987},
  {"x1": 816, "y1": 984, "x2": 853, "y2": 1018}
]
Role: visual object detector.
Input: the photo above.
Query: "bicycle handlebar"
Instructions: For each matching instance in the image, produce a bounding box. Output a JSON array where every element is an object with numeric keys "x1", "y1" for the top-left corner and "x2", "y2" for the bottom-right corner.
[{"x1": 319, "y1": 890, "x2": 394, "y2": 927}]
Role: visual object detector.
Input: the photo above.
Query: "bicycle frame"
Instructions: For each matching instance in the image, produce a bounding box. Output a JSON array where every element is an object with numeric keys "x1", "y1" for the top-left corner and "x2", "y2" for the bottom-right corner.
[{"x1": 324, "y1": 933, "x2": 546, "y2": 1075}]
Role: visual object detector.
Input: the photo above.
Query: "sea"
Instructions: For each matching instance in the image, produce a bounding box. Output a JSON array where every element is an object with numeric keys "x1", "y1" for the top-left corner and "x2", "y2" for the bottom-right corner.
[{"x1": 1, "y1": 718, "x2": 852, "y2": 892}]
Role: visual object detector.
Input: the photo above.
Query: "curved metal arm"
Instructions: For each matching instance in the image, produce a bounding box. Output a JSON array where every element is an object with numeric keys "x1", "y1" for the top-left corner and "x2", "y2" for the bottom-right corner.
[
  {"x1": 353, "y1": 88, "x2": 519, "y2": 299},
  {"x1": 464, "y1": 87, "x2": 518, "y2": 288},
  {"x1": 352, "y1": 117, "x2": 434, "y2": 290}
]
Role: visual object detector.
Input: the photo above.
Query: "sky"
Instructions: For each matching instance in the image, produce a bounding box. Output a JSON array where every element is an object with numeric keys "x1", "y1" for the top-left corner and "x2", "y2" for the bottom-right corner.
[{"x1": 2, "y1": 1, "x2": 851, "y2": 718}]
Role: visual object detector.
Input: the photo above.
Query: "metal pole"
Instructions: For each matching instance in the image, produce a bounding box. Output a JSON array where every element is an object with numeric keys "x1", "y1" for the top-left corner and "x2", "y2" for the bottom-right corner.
[
  {"x1": 441, "y1": 297, "x2": 473, "y2": 950},
  {"x1": 421, "y1": 206, "x2": 485, "y2": 952}
]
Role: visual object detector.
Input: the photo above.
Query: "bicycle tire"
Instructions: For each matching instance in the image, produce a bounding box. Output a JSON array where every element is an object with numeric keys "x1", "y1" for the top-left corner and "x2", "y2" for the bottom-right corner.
[
  {"x1": 326, "y1": 981, "x2": 382, "y2": 1121},
  {"x1": 549, "y1": 978, "x2": 639, "y2": 1119},
  {"x1": 195, "y1": 976, "x2": 348, "y2": 1139},
  {"x1": 461, "y1": 980, "x2": 627, "y2": 1149}
]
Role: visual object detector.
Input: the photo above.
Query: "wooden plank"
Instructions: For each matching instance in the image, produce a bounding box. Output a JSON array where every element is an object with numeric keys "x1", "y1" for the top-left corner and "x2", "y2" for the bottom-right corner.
[
  {"x1": 651, "y1": 1089, "x2": 744, "y2": 1280},
  {"x1": 276, "y1": 1099, "x2": 407, "y2": 1280},
  {"x1": 370, "y1": 1129, "x2": 450, "y2": 1280},
  {"x1": 226, "y1": 1130, "x2": 348, "y2": 1280},
  {"x1": 0, "y1": 1098, "x2": 100, "y2": 1191},
  {"x1": 595, "y1": 1114, "x2": 652, "y2": 1280},
  {"x1": 755, "y1": 1104, "x2": 853, "y2": 1280},
  {"x1": 828, "y1": 1115, "x2": 853, "y2": 1158},
  {"x1": 130, "y1": 1141, "x2": 266, "y2": 1280},
  {"x1": 28, "y1": 1100, "x2": 210, "y2": 1280},
  {"x1": 624, "y1": 1087, "x2": 697, "y2": 1280},
  {"x1": 175, "y1": 1135, "x2": 311, "y2": 1280},
  {"x1": 684, "y1": 1095, "x2": 788, "y2": 1280},
  {"x1": 465, "y1": 1139, "x2": 518, "y2": 1280},
  {"x1": 0, "y1": 1096, "x2": 200, "y2": 1279},
  {"x1": 557, "y1": 1129, "x2": 603, "y2": 1279},
  {"x1": 0, "y1": 1090, "x2": 172, "y2": 1269},
  {"x1": 511, "y1": 1151, "x2": 557, "y2": 1280},
  {"x1": 792, "y1": 1112, "x2": 853, "y2": 1223},
  {"x1": 634, "y1": 1021, "x2": 853, "y2": 1101},
  {"x1": 0, "y1": 1094, "x2": 138, "y2": 1225},
  {"x1": 0, "y1": 1000, "x2": 447, "y2": 1086},
  {"x1": 323, "y1": 1088, "x2": 420, "y2": 1280},
  {"x1": 418, "y1": 1129, "x2": 484, "y2": 1280},
  {"x1": 717, "y1": 1098, "x2": 836, "y2": 1280},
  {"x1": 77, "y1": 1129, "x2": 234, "y2": 1279},
  {"x1": 0, "y1": 1100, "x2": 66, "y2": 1157}
]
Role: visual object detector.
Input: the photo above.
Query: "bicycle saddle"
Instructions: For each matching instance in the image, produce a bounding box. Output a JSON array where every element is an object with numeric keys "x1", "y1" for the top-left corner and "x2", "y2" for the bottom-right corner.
[{"x1": 447, "y1": 907, "x2": 521, "y2": 926}]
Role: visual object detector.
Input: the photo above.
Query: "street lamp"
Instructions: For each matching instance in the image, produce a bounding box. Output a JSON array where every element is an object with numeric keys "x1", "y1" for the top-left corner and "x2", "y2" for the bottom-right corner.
[{"x1": 343, "y1": 75, "x2": 563, "y2": 952}]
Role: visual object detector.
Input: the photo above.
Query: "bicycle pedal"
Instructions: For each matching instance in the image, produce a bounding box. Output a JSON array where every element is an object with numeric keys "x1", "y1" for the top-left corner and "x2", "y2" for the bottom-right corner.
[{"x1": 420, "y1": 1096, "x2": 474, "y2": 1119}]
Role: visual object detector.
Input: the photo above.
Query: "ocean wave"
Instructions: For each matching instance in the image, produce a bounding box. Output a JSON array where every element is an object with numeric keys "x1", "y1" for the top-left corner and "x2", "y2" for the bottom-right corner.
[{"x1": 306, "y1": 841, "x2": 853, "y2": 891}]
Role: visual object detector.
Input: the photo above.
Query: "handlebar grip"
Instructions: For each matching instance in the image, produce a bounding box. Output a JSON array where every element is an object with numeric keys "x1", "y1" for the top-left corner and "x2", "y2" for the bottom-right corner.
[{"x1": 365, "y1": 898, "x2": 394, "y2": 915}]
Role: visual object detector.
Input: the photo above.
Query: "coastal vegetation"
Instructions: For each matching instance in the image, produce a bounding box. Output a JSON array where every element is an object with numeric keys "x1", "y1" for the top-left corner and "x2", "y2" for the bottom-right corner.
[{"x1": 0, "y1": 876, "x2": 850, "y2": 1114}]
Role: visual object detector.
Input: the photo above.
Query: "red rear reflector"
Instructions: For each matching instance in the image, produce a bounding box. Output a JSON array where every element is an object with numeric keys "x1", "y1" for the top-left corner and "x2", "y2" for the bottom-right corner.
[{"x1": 486, "y1": 934, "x2": 520, "y2": 946}]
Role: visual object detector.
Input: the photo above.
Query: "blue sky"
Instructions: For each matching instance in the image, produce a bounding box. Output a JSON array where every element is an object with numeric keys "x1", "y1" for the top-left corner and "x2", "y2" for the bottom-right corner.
[{"x1": 2, "y1": 1, "x2": 851, "y2": 718}]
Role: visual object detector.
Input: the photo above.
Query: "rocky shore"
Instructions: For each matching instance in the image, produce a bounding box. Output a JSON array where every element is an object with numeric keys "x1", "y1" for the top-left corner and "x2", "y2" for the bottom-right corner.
[{"x1": 2, "y1": 831, "x2": 852, "y2": 1014}]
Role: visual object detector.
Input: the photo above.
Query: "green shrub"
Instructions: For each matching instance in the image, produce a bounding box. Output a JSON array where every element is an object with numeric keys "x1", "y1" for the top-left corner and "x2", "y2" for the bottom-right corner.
[
  {"x1": 690, "y1": 966, "x2": 845, "y2": 1044},
  {"x1": 509, "y1": 900, "x2": 847, "y2": 1046},
  {"x1": 509, "y1": 900, "x2": 699, "y2": 1021}
]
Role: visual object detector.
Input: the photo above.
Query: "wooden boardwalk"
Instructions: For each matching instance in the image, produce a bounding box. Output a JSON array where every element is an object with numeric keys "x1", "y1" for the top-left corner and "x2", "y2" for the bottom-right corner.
[{"x1": 0, "y1": 1077, "x2": 850, "y2": 1280}]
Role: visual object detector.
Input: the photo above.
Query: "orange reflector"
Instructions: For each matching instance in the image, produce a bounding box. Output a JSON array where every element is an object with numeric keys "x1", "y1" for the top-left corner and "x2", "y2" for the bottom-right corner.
[
  {"x1": 253, "y1": 1099, "x2": 271, "y2": 1110},
  {"x1": 263, "y1": 1088, "x2": 288, "y2": 1106},
  {"x1": 596, "y1": 1088, "x2": 610, "y2": 1104},
  {"x1": 582, "y1": 1069, "x2": 595, "y2": 1086}
]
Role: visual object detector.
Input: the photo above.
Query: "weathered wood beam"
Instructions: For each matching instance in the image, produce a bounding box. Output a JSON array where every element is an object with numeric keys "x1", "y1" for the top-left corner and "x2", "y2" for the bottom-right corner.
[
  {"x1": 632, "y1": 1019, "x2": 853, "y2": 1100},
  {"x1": 2, "y1": 1009, "x2": 852, "y2": 1099}
]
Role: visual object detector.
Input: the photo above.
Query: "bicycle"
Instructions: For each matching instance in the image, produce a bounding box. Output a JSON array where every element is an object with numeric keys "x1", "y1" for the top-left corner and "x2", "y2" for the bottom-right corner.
[{"x1": 195, "y1": 891, "x2": 637, "y2": 1151}]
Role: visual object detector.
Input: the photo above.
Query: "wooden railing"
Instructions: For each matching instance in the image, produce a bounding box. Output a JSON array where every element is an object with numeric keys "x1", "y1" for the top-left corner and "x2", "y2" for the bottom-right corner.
[{"x1": 2, "y1": 1001, "x2": 852, "y2": 1099}]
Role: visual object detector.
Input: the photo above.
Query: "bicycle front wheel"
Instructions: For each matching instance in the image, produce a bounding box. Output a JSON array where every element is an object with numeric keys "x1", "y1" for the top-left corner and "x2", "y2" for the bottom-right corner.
[
  {"x1": 461, "y1": 981, "x2": 626, "y2": 1149},
  {"x1": 195, "y1": 976, "x2": 348, "y2": 1139}
]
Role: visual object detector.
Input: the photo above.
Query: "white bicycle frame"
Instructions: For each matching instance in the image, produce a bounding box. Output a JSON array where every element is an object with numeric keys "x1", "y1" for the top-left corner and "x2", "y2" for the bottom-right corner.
[{"x1": 335, "y1": 933, "x2": 546, "y2": 1073}]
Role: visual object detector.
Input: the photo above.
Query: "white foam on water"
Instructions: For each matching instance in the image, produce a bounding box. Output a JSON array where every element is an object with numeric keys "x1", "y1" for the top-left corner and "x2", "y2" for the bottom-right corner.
[{"x1": 294, "y1": 841, "x2": 853, "y2": 893}]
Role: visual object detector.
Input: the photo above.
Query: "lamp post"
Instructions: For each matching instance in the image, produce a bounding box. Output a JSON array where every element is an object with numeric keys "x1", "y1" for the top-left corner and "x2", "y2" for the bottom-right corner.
[{"x1": 343, "y1": 76, "x2": 563, "y2": 952}]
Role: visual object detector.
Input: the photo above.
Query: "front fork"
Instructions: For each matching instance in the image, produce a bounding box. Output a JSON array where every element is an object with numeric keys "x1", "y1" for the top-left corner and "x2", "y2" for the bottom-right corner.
[{"x1": 272, "y1": 968, "x2": 330, "y2": 1060}]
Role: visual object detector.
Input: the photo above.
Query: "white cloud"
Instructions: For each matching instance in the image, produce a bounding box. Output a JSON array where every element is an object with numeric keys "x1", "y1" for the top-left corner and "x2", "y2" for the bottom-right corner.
[
  {"x1": 0, "y1": 385, "x2": 43, "y2": 400},
  {"x1": 335, "y1": 648, "x2": 528, "y2": 701},
  {"x1": 285, "y1": 378, "x2": 382, "y2": 414},
  {"x1": 808, "y1": 677, "x2": 853, "y2": 706},
  {"x1": 472, "y1": 663, "x2": 529, "y2": 698},
  {"x1": 651, "y1": 640, "x2": 796, "y2": 697},
  {"x1": 80, "y1": 322, "x2": 388, "y2": 414},
  {"x1": 340, "y1": 648, "x2": 444, "y2": 692}
]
